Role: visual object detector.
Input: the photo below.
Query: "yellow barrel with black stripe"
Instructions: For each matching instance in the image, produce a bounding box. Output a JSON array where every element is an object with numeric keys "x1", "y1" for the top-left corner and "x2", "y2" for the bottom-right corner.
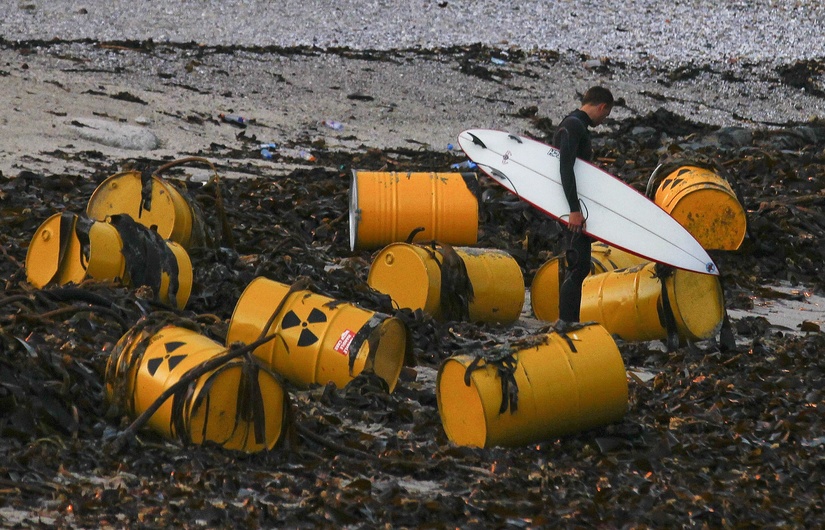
[
  {"x1": 227, "y1": 277, "x2": 409, "y2": 391},
  {"x1": 367, "y1": 242, "x2": 524, "y2": 323},
  {"x1": 530, "y1": 243, "x2": 646, "y2": 322},
  {"x1": 106, "y1": 325, "x2": 287, "y2": 453},
  {"x1": 25, "y1": 212, "x2": 192, "y2": 309},
  {"x1": 349, "y1": 171, "x2": 478, "y2": 250},
  {"x1": 654, "y1": 166, "x2": 746, "y2": 250},
  {"x1": 437, "y1": 323, "x2": 627, "y2": 448},
  {"x1": 580, "y1": 262, "x2": 724, "y2": 342},
  {"x1": 87, "y1": 170, "x2": 203, "y2": 250}
]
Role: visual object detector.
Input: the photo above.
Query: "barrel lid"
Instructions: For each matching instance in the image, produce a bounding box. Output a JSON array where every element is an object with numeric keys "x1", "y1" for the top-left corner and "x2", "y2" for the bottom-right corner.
[
  {"x1": 371, "y1": 317, "x2": 409, "y2": 392},
  {"x1": 671, "y1": 270, "x2": 725, "y2": 340},
  {"x1": 26, "y1": 213, "x2": 87, "y2": 288},
  {"x1": 87, "y1": 171, "x2": 178, "y2": 241},
  {"x1": 530, "y1": 257, "x2": 562, "y2": 322},
  {"x1": 348, "y1": 170, "x2": 360, "y2": 251},
  {"x1": 367, "y1": 243, "x2": 440, "y2": 314}
]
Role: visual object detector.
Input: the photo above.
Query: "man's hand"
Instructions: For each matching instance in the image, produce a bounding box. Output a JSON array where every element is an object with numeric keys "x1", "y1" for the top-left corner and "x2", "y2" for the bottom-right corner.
[{"x1": 568, "y1": 211, "x2": 585, "y2": 233}]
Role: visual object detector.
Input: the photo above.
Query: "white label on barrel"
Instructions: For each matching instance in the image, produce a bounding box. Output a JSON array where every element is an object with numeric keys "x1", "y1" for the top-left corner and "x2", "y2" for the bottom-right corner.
[{"x1": 333, "y1": 329, "x2": 356, "y2": 355}]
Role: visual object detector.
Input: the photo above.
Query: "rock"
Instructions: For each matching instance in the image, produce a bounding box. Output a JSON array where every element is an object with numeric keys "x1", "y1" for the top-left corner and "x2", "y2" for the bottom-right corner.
[
  {"x1": 717, "y1": 126, "x2": 753, "y2": 148},
  {"x1": 69, "y1": 118, "x2": 160, "y2": 151}
]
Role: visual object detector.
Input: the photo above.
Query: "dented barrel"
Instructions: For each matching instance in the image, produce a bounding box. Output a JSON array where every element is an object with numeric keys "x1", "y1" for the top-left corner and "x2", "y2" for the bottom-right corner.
[
  {"x1": 367, "y1": 242, "x2": 524, "y2": 323},
  {"x1": 106, "y1": 324, "x2": 287, "y2": 452},
  {"x1": 227, "y1": 277, "x2": 409, "y2": 391},
  {"x1": 349, "y1": 171, "x2": 478, "y2": 250},
  {"x1": 25, "y1": 212, "x2": 192, "y2": 309},
  {"x1": 654, "y1": 165, "x2": 746, "y2": 251},
  {"x1": 437, "y1": 323, "x2": 628, "y2": 448}
]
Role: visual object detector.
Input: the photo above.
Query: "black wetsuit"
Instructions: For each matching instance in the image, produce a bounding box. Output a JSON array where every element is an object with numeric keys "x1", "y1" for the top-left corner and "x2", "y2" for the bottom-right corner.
[{"x1": 553, "y1": 109, "x2": 594, "y2": 322}]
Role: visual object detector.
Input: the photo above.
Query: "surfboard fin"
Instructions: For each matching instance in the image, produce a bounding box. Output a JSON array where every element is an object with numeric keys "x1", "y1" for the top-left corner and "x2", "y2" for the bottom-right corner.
[
  {"x1": 468, "y1": 133, "x2": 487, "y2": 149},
  {"x1": 489, "y1": 168, "x2": 508, "y2": 180},
  {"x1": 507, "y1": 134, "x2": 523, "y2": 144}
]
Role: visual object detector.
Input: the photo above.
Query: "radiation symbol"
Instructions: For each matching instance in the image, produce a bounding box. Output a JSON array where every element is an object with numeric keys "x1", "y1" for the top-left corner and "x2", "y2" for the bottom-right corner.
[
  {"x1": 146, "y1": 341, "x2": 187, "y2": 376},
  {"x1": 280, "y1": 308, "x2": 328, "y2": 347}
]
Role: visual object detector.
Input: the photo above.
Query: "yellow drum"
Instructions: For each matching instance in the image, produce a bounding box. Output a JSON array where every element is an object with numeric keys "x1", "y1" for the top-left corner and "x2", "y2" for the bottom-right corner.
[
  {"x1": 25, "y1": 212, "x2": 192, "y2": 309},
  {"x1": 106, "y1": 325, "x2": 287, "y2": 452},
  {"x1": 531, "y1": 243, "x2": 646, "y2": 322},
  {"x1": 349, "y1": 171, "x2": 478, "y2": 250},
  {"x1": 654, "y1": 165, "x2": 746, "y2": 250},
  {"x1": 227, "y1": 277, "x2": 409, "y2": 391},
  {"x1": 367, "y1": 242, "x2": 524, "y2": 323},
  {"x1": 437, "y1": 323, "x2": 627, "y2": 448},
  {"x1": 581, "y1": 262, "x2": 725, "y2": 342},
  {"x1": 87, "y1": 170, "x2": 203, "y2": 249}
]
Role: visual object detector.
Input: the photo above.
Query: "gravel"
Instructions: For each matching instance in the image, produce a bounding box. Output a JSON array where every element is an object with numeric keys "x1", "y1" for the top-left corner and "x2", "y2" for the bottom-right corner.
[{"x1": 2, "y1": 0, "x2": 824, "y2": 67}]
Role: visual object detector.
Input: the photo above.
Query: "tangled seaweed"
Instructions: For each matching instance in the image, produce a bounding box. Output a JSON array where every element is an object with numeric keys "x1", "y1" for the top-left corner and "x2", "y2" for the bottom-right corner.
[{"x1": 1, "y1": 110, "x2": 823, "y2": 527}]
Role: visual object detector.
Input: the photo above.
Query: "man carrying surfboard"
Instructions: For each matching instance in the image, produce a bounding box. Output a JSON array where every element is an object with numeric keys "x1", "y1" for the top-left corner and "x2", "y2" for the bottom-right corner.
[{"x1": 554, "y1": 86, "x2": 614, "y2": 322}]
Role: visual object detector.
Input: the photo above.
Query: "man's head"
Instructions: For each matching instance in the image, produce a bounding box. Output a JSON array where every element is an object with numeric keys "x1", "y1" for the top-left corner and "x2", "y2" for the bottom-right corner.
[{"x1": 580, "y1": 86, "x2": 614, "y2": 126}]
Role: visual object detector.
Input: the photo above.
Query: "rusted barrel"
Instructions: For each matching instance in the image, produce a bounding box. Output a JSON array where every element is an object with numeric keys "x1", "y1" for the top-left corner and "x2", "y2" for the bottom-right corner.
[{"x1": 653, "y1": 165, "x2": 746, "y2": 250}]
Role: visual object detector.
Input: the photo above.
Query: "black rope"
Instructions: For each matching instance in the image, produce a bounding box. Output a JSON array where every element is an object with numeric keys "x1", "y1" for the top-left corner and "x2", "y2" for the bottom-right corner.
[{"x1": 653, "y1": 263, "x2": 680, "y2": 352}]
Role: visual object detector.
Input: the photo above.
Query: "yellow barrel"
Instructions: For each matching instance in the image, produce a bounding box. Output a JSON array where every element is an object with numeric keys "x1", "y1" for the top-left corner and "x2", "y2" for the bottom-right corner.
[
  {"x1": 349, "y1": 171, "x2": 478, "y2": 251},
  {"x1": 581, "y1": 262, "x2": 724, "y2": 342},
  {"x1": 531, "y1": 243, "x2": 647, "y2": 321},
  {"x1": 106, "y1": 325, "x2": 287, "y2": 452},
  {"x1": 25, "y1": 212, "x2": 192, "y2": 309},
  {"x1": 437, "y1": 323, "x2": 627, "y2": 448},
  {"x1": 654, "y1": 166, "x2": 746, "y2": 250},
  {"x1": 227, "y1": 277, "x2": 409, "y2": 391},
  {"x1": 87, "y1": 170, "x2": 201, "y2": 249},
  {"x1": 367, "y1": 242, "x2": 524, "y2": 323}
]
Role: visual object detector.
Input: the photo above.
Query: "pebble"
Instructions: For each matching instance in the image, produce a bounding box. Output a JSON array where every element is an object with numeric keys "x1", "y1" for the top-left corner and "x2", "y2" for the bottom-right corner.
[{"x1": 1, "y1": 1, "x2": 823, "y2": 69}]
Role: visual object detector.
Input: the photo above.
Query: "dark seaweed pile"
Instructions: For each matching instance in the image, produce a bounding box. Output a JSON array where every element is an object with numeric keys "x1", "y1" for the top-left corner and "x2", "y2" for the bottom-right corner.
[{"x1": 1, "y1": 112, "x2": 824, "y2": 528}]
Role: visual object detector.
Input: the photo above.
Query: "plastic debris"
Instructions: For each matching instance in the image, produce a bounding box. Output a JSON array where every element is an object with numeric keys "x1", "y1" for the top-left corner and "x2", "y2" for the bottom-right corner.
[
  {"x1": 322, "y1": 120, "x2": 344, "y2": 131},
  {"x1": 261, "y1": 148, "x2": 274, "y2": 160},
  {"x1": 219, "y1": 113, "x2": 247, "y2": 128},
  {"x1": 450, "y1": 160, "x2": 477, "y2": 170}
]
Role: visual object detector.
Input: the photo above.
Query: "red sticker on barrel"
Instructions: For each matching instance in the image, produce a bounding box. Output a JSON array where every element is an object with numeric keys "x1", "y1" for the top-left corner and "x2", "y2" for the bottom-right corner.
[{"x1": 333, "y1": 329, "x2": 356, "y2": 355}]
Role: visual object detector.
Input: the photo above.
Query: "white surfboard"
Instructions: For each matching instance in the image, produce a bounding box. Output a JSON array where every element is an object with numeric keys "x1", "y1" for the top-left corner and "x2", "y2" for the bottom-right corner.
[{"x1": 457, "y1": 129, "x2": 718, "y2": 276}]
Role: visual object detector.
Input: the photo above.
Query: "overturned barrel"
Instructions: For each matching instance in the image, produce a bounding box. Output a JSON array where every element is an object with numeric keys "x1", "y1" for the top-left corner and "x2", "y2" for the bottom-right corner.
[
  {"x1": 531, "y1": 242, "x2": 647, "y2": 322},
  {"x1": 579, "y1": 262, "x2": 724, "y2": 342},
  {"x1": 87, "y1": 169, "x2": 205, "y2": 250},
  {"x1": 653, "y1": 165, "x2": 746, "y2": 251},
  {"x1": 367, "y1": 242, "x2": 524, "y2": 323},
  {"x1": 106, "y1": 324, "x2": 287, "y2": 452},
  {"x1": 349, "y1": 171, "x2": 478, "y2": 251},
  {"x1": 227, "y1": 277, "x2": 409, "y2": 391},
  {"x1": 437, "y1": 323, "x2": 627, "y2": 448},
  {"x1": 25, "y1": 212, "x2": 192, "y2": 309}
]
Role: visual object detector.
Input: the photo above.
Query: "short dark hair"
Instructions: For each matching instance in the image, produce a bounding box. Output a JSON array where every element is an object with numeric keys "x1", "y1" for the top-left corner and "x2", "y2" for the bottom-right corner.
[{"x1": 581, "y1": 86, "x2": 614, "y2": 106}]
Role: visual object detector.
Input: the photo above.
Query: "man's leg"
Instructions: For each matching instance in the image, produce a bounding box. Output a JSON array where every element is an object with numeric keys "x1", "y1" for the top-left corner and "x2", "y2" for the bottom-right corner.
[{"x1": 558, "y1": 231, "x2": 591, "y2": 322}]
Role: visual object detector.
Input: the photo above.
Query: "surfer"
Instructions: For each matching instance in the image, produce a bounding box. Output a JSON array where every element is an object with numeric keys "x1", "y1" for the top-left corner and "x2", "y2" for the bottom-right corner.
[{"x1": 554, "y1": 86, "x2": 614, "y2": 322}]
